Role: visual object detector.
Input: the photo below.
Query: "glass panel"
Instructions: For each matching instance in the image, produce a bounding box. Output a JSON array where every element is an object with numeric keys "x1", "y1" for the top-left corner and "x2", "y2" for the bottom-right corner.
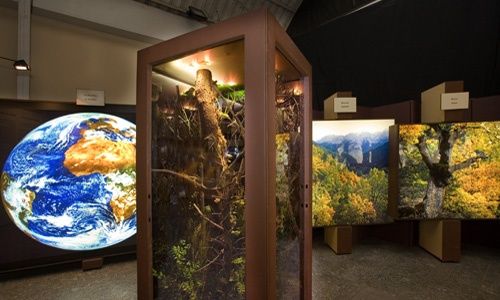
[
  {"x1": 275, "y1": 49, "x2": 303, "y2": 299},
  {"x1": 151, "y1": 40, "x2": 245, "y2": 299}
]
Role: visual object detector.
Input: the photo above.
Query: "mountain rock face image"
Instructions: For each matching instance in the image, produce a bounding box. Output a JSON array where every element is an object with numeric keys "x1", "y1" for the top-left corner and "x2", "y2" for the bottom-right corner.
[
  {"x1": 318, "y1": 130, "x2": 390, "y2": 175},
  {"x1": 312, "y1": 119, "x2": 394, "y2": 226},
  {"x1": 1, "y1": 113, "x2": 137, "y2": 250},
  {"x1": 398, "y1": 122, "x2": 500, "y2": 219}
]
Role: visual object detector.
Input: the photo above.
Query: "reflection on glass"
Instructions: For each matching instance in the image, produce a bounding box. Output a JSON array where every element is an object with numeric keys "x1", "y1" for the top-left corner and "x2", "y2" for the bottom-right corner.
[
  {"x1": 151, "y1": 40, "x2": 245, "y2": 299},
  {"x1": 275, "y1": 50, "x2": 303, "y2": 299}
]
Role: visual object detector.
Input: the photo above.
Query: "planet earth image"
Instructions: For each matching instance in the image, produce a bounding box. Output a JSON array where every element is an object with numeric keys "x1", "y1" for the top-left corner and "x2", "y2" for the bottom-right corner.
[{"x1": 0, "y1": 113, "x2": 136, "y2": 251}]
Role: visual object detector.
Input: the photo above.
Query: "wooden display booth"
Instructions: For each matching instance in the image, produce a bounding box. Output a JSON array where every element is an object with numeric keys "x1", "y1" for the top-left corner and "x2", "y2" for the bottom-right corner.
[{"x1": 136, "y1": 8, "x2": 312, "y2": 299}]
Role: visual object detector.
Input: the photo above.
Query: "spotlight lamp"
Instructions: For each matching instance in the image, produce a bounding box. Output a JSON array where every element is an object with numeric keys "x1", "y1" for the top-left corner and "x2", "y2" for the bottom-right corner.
[{"x1": 0, "y1": 56, "x2": 30, "y2": 71}]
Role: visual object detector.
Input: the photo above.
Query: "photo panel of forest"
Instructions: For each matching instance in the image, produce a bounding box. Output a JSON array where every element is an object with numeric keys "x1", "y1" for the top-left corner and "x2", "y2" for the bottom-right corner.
[
  {"x1": 398, "y1": 122, "x2": 500, "y2": 219},
  {"x1": 312, "y1": 119, "x2": 394, "y2": 226}
]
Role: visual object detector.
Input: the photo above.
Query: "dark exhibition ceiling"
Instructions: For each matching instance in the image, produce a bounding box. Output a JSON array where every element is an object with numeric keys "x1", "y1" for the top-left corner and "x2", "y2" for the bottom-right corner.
[{"x1": 287, "y1": 0, "x2": 500, "y2": 110}]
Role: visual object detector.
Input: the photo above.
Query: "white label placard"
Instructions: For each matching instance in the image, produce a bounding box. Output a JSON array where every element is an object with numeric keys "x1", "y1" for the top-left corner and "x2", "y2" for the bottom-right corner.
[
  {"x1": 76, "y1": 89, "x2": 105, "y2": 106},
  {"x1": 441, "y1": 92, "x2": 469, "y2": 110},
  {"x1": 334, "y1": 97, "x2": 357, "y2": 113}
]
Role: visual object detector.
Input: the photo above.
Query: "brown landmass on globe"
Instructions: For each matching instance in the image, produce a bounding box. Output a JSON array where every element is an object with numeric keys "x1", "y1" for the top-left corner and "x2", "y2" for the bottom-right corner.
[
  {"x1": 110, "y1": 189, "x2": 136, "y2": 223},
  {"x1": 64, "y1": 137, "x2": 135, "y2": 176},
  {"x1": 64, "y1": 137, "x2": 136, "y2": 223}
]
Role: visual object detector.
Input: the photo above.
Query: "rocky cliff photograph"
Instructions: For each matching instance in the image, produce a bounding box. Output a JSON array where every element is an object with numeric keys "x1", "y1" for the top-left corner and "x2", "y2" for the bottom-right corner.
[{"x1": 312, "y1": 119, "x2": 394, "y2": 226}]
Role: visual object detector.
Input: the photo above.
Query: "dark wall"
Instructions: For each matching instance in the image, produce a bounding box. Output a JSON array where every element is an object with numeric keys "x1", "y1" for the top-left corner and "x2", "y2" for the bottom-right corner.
[{"x1": 288, "y1": 0, "x2": 500, "y2": 110}]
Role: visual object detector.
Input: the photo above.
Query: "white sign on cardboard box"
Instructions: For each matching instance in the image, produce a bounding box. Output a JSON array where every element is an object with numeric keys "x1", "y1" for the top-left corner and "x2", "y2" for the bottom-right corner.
[
  {"x1": 76, "y1": 89, "x2": 105, "y2": 106},
  {"x1": 334, "y1": 97, "x2": 357, "y2": 113},
  {"x1": 441, "y1": 92, "x2": 469, "y2": 110}
]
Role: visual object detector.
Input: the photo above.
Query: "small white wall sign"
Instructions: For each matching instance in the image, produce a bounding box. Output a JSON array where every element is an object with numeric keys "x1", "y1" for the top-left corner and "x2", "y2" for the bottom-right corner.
[
  {"x1": 334, "y1": 97, "x2": 357, "y2": 113},
  {"x1": 76, "y1": 89, "x2": 105, "y2": 106},
  {"x1": 441, "y1": 92, "x2": 469, "y2": 110}
]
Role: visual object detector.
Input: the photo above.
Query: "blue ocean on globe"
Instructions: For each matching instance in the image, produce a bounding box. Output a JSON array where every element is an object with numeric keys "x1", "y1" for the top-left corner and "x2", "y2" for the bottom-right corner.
[{"x1": 1, "y1": 113, "x2": 136, "y2": 251}]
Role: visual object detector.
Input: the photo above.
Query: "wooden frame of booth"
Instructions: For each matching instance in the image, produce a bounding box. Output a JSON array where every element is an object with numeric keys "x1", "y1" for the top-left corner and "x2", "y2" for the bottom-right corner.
[{"x1": 136, "y1": 8, "x2": 312, "y2": 300}]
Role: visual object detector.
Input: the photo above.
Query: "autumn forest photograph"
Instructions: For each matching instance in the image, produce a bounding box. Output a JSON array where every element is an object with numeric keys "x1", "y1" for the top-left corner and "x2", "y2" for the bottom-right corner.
[
  {"x1": 312, "y1": 120, "x2": 394, "y2": 226},
  {"x1": 398, "y1": 122, "x2": 500, "y2": 219}
]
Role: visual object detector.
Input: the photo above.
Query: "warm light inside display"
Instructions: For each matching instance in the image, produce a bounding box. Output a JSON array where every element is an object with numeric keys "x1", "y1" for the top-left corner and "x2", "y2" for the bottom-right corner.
[
  {"x1": 148, "y1": 38, "x2": 309, "y2": 299},
  {"x1": 312, "y1": 119, "x2": 394, "y2": 226},
  {"x1": 1, "y1": 113, "x2": 137, "y2": 251},
  {"x1": 155, "y1": 40, "x2": 244, "y2": 87},
  {"x1": 151, "y1": 39, "x2": 246, "y2": 299}
]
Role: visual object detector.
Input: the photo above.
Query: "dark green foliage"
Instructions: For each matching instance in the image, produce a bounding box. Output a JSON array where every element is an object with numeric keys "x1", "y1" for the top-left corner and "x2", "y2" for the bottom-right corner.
[
  {"x1": 152, "y1": 72, "x2": 245, "y2": 299},
  {"x1": 217, "y1": 84, "x2": 245, "y2": 103}
]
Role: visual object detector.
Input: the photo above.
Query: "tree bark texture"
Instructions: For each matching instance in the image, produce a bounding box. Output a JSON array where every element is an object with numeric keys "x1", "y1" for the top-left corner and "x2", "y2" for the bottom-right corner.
[
  {"x1": 195, "y1": 69, "x2": 228, "y2": 174},
  {"x1": 416, "y1": 125, "x2": 485, "y2": 218}
]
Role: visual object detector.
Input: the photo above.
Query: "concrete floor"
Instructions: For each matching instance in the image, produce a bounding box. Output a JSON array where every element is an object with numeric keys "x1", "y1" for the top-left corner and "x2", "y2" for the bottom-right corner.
[
  {"x1": 313, "y1": 239, "x2": 500, "y2": 299},
  {"x1": 0, "y1": 260, "x2": 137, "y2": 300},
  {"x1": 1, "y1": 239, "x2": 499, "y2": 299}
]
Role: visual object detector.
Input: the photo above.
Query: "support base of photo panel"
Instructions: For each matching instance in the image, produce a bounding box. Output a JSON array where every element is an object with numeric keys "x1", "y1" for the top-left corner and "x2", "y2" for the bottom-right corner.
[
  {"x1": 419, "y1": 219, "x2": 461, "y2": 262},
  {"x1": 324, "y1": 225, "x2": 352, "y2": 254},
  {"x1": 82, "y1": 257, "x2": 103, "y2": 271}
]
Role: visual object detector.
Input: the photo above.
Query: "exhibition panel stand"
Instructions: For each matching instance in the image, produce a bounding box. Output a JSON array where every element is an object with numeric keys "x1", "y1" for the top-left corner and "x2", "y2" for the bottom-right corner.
[
  {"x1": 367, "y1": 100, "x2": 419, "y2": 247},
  {"x1": 323, "y1": 91, "x2": 370, "y2": 120},
  {"x1": 324, "y1": 225, "x2": 352, "y2": 254},
  {"x1": 322, "y1": 91, "x2": 356, "y2": 254},
  {"x1": 136, "y1": 8, "x2": 312, "y2": 300},
  {"x1": 418, "y1": 81, "x2": 471, "y2": 262},
  {"x1": 390, "y1": 113, "x2": 499, "y2": 263},
  {"x1": 418, "y1": 219, "x2": 461, "y2": 262},
  {"x1": 464, "y1": 95, "x2": 500, "y2": 248},
  {"x1": 321, "y1": 96, "x2": 418, "y2": 254},
  {"x1": 421, "y1": 81, "x2": 470, "y2": 123}
]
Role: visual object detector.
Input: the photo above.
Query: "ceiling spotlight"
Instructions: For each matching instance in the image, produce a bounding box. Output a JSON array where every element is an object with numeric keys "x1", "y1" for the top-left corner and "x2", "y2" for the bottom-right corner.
[{"x1": 0, "y1": 56, "x2": 30, "y2": 71}]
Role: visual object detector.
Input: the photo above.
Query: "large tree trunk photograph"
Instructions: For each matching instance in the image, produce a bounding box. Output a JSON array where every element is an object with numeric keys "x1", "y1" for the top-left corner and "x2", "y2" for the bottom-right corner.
[{"x1": 398, "y1": 122, "x2": 498, "y2": 219}]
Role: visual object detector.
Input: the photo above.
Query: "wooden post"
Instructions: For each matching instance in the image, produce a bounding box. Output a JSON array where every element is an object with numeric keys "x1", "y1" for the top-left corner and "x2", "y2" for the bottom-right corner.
[
  {"x1": 419, "y1": 220, "x2": 461, "y2": 262},
  {"x1": 324, "y1": 225, "x2": 352, "y2": 254}
]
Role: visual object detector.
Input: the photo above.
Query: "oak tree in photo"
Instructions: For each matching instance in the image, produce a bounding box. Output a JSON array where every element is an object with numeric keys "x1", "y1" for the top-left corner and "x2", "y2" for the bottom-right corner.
[{"x1": 398, "y1": 122, "x2": 500, "y2": 219}]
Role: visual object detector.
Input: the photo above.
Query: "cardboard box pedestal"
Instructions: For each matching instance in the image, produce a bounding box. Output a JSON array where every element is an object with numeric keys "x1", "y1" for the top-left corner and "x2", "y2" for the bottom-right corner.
[
  {"x1": 421, "y1": 80, "x2": 470, "y2": 123},
  {"x1": 419, "y1": 220, "x2": 461, "y2": 262},
  {"x1": 324, "y1": 91, "x2": 355, "y2": 120},
  {"x1": 324, "y1": 226, "x2": 352, "y2": 254},
  {"x1": 82, "y1": 257, "x2": 103, "y2": 271}
]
